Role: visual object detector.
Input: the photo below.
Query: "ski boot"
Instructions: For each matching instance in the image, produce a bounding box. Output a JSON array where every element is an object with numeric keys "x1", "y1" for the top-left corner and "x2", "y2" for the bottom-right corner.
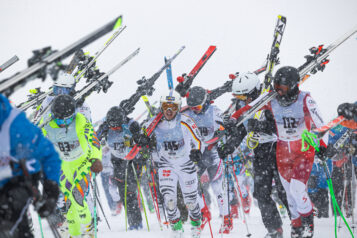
[
  {"x1": 242, "y1": 194, "x2": 251, "y2": 214},
  {"x1": 191, "y1": 220, "x2": 201, "y2": 238},
  {"x1": 291, "y1": 217, "x2": 304, "y2": 238},
  {"x1": 200, "y1": 205, "x2": 211, "y2": 230},
  {"x1": 219, "y1": 215, "x2": 233, "y2": 234},
  {"x1": 230, "y1": 203, "x2": 239, "y2": 219},
  {"x1": 302, "y1": 213, "x2": 314, "y2": 238},
  {"x1": 129, "y1": 222, "x2": 143, "y2": 230},
  {"x1": 171, "y1": 219, "x2": 184, "y2": 238},
  {"x1": 264, "y1": 227, "x2": 283, "y2": 238},
  {"x1": 81, "y1": 219, "x2": 96, "y2": 237}
]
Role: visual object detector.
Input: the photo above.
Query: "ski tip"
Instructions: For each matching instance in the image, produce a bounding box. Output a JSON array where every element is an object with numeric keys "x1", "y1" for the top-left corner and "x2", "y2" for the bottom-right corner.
[
  {"x1": 278, "y1": 15, "x2": 287, "y2": 23},
  {"x1": 113, "y1": 15, "x2": 123, "y2": 30}
]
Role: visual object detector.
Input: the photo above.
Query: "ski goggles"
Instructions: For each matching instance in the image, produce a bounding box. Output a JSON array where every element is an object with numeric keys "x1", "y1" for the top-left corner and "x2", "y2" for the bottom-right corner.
[
  {"x1": 233, "y1": 94, "x2": 248, "y2": 101},
  {"x1": 161, "y1": 102, "x2": 179, "y2": 112},
  {"x1": 54, "y1": 116, "x2": 74, "y2": 127},
  {"x1": 53, "y1": 86, "x2": 72, "y2": 96},
  {"x1": 109, "y1": 126, "x2": 122, "y2": 131},
  {"x1": 189, "y1": 104, "x2": 203, "y2": 112}
]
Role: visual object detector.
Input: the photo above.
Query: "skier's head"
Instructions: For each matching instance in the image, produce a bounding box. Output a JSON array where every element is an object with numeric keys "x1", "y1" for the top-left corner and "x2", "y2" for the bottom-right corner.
[
  {"x1": 160, "y1": 90, "x2": 181, "y2": 121},
  {"x1": 273, "y1": 66, "x2": 300, "y2": 107},
  {"x1": 187, "y1": 86, "x2": 208, "y2": 114},
  {"x1": 53, "y1": 72, "x2": 75, "y2": 96},
  {"x1": 51, "y1": 94, "x2": 76, "y2": 127},
  {"x1": 232, "y1": 72, "x2": 260, "y2": 105},
  {"x1": 106, "y1": 106, "x2": 126, "y2": 130}
]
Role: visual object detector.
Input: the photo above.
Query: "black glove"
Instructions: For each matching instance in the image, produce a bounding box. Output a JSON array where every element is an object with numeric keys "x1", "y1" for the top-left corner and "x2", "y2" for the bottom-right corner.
[
  {"x1": 338, "y1": 103, "x2": 357, "y2": 120},
  {"x1": 315, "y1": 146, "x2": 327, "y2": 161},
  {"x1": 37, "y1": 180, "x2": 59, "y2": 218},
  {"x1": 189, "y1": 149, "x2": 202, "y2": 163},
  {"x1": 129, "y1": 121, "x2": 141, "y2": 134},
  {"x1": 217, "y1": 141, "x2": 235, "y2": 159},
  {"x1": 133, "y1": 133, "x2": 151, "y2": 147}
]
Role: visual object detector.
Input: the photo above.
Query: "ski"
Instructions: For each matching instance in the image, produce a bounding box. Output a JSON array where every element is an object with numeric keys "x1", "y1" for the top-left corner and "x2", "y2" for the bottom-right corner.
[
  {"x1": 141, "y1": 95, "x2": 154, "y2": 117},
  {"x1": 124, "y1": 112, "x2": 163, "y2": 160},
  {"x1": 312, "y1": 116, "x2": 345, "y2": 134},
  {"x1": 175, "y1": 45, "x2": 217, "y2": 97},
  {"x1": 135, "y1": 100, "x2": 158, "y2": 121},
  {"x1": 119, "y1": 46, "x2": 185, "y2": 116},
  {"x1": 0, "y1": 15, "x2": 123, "y2": 97},
  {"x1": 209, "y1": 24, "x2": 357, "y2": 145},
  {"x1": 164, "y1": 57, "x2": 174, "y2": 90},
  {"x1": 73, "y1": 24, "x2": 126, "y2": 81},
  {"x1": 38, "y1": 48, "x2": 140, "y2": 128},
  {"x1": 247, "y1": 15, "x2": 287, "y2": 148},
  {"x1": 0, "y1": 55, "x2": 19, "y2": 73}
]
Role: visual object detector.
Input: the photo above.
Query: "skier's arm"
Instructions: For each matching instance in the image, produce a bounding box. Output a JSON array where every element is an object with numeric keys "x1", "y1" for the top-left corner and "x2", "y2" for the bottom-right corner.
[
  {"x1": 305, "y1": 95, "x2": 328, "y2": 146},
  {"x1": 181, "y1": 113, "x2": 204, "y2": 154},
  {"x1": 10, "y1": 111, "x2": 61, "y2": 184}
]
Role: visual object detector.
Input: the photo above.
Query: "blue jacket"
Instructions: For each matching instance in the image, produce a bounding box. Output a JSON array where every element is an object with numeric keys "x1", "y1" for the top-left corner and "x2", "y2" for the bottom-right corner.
[{"x1": 0, "y1": 94, "x2": 61, "y2": 188}]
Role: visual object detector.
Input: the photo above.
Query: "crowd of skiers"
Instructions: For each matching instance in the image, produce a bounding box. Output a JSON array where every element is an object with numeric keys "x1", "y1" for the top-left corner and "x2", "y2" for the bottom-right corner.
[
  {"x1": 1, "y1": 64, "x2": 357, "y2": 238},
  {"x1": 1, "y1": 17, "x2": 357, "y2": 238}
]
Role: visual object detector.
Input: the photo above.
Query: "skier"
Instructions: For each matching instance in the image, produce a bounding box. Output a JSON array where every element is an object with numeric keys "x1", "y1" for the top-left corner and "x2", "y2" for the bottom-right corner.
[
  {"x1": 267, "y1": 66, "x2": 327, "y2": 237},
  {"x1": 33, "y1": 72, "x2": 92, "y2": 122},
  {"x1": 183, "y1": 86, "x2": 231, "y2": 233},
  {"x1": 0, "y1": 93, "x2": 61, "y2": 238},
  {"x1": 41, "y1": 94, "x2": 102, "y2": 237},
  {"x1": 218, "y1": 72, "x2": 289, "y2": 238},
  {"x1": 132, "y1": 90, "x2": 203, "y2": 238},
  {"x1": 96, "y1": 106, "x2": 143, "y2": 230}
]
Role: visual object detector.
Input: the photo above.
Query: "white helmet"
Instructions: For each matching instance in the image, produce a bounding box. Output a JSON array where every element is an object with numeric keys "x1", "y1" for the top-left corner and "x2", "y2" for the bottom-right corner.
[
  {"x1": 160, "y1": 90, "x2": 182, "y2": 110},
  {"x1": 232, "y1": 72, "x2": 260, "y2": 95},
  {"x1": 53, "y1": 72, "x2": 75, "y2": 88}
]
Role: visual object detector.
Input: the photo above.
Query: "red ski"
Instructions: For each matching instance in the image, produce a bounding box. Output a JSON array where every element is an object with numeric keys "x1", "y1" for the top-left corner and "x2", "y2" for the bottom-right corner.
[
  {"x1": 175, "y1": 46, "x2": 217, "y2": 97},
  {"x1": 124, "y1": 112, "x2": 163, "y2": 160},
  {"x1": 312, "y1": 115, "x2": 345, "y2": 134}
]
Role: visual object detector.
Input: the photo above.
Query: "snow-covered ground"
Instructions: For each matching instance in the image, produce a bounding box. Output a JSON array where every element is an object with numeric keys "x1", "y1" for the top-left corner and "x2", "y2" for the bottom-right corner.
[{"x1": 31, "y1": 179, "x2": 355, "y2": 237}]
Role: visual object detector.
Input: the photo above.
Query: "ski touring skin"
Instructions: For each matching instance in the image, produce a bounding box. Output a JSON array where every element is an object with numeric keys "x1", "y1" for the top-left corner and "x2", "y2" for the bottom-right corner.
[
  {"x1": 0, "y1": 15, "x2": 122, "y2": 97},
  {"x1": 0, "y1": 55, "x2": 19, "y2": 73},
  {"x1": 175, "y1": 45, "x2": 217, "y2": 97},
  {"x1": 38, "y1": 48, "x2": 140, "y2": 128},
  {"x1": 207, "y1": 24, "x2": 357, "y2": 146}
]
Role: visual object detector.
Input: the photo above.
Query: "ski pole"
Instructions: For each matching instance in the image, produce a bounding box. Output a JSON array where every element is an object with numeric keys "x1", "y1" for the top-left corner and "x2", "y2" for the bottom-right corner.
[
  {"x1": 124, "y1": 163, "x2": 128, "y2": 231},
  {"x1": 145, "y1": 163, "x2": 163, "y2": 230},
  {"x1": 92, "y1": 173, "x2": 98, "y2": 238},
  {"x1": 338, "y1": 164, "x2": 348, "y2": 230},
  {"x1": 131, "y1": 162, "x2": 150, "y2": 231},
  {"x1": 231, "y1": 161, "x2": 252, "y2": 237},
  {"x1": 91, "y1": 179, "x2": 111, "y2": 230}
]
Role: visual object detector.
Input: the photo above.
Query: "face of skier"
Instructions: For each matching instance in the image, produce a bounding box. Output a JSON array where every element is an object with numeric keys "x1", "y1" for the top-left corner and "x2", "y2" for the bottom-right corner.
[
  {"x1": 161, "y1": 102, "x2": 179, "y2": 121},
  {"x1": 54, "y1": 115, "x2": 74, "y2": 128},
  {"x1": 233, "y1": 93, "x2": 253, "y2": 105}
]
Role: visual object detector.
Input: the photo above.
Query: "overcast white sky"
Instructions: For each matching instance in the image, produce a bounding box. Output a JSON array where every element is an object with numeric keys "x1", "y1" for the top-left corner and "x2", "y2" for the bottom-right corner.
[{"x1": 1, "y1": 0, "x2": 357, "y2": 123}]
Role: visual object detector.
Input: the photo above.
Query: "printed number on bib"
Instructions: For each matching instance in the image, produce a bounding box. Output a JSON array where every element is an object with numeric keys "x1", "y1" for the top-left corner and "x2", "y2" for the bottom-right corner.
[
  {"x1": 283, "y1": 117, "x2": 297, "y2": 129},
  {"x1": 163, "y1": 141, "x2": 179, "y2": 151},
  {"x1": 199, "y1": 127, "x2": 209, "y2": 137},
  {"x1": 114, "y1": 142, "x2": 125, "y2": 153},
  {"x1": 58, "y1": 142, "x2": 71, "y2": 152}
]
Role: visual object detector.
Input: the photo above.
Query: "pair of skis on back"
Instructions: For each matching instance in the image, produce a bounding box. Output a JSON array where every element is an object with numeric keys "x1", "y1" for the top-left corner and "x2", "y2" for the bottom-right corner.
[
  {"x1": 206, "y1": 20, "x2": 357, "y2": 146},
  {"x1": 124, "y1": 45, "x2": 218, "y2": 160}
]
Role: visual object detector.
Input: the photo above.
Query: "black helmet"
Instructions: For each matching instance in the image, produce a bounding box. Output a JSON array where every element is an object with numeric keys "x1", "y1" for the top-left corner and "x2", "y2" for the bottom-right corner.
[
  {"x1": 273, "y1": 66, "x2": 300, "y2": 107},
  {"x1": 51, "y1": 95, "x2": 76, "y2": 119},
  {"x1": 187, "y1": 86, "x2": 208, "y2": 107},
  {"x1": 106, "y1": 106, "x2": 126, "y2": 128}
]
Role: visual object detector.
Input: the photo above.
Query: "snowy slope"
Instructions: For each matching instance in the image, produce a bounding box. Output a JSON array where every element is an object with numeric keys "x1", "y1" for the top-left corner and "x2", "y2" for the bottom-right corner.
[{"x1": 31, "y1": 176, "x2": 355, "y2": 237}]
